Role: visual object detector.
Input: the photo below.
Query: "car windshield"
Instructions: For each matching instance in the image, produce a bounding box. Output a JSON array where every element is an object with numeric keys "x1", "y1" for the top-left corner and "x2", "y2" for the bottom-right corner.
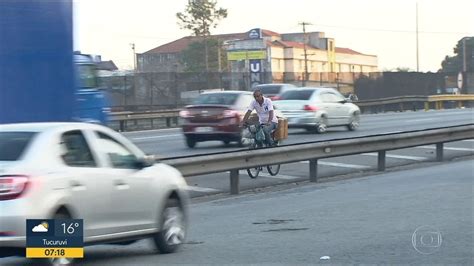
[
  {"x1": 257, "y1": 86, "x2": 282, "y2": 95},
  {"x1": 0, "y1": 132, "x2": 36, "y2": 161},
  {"x1": 193, "y1": 93, "x2": 239, "y2": 105},
  {"x1": 76, "y1": 64, "x2": 97, "y2": 88},
  {"x1": 279, "y1": 90, "x2": 315, "y2": 100}
]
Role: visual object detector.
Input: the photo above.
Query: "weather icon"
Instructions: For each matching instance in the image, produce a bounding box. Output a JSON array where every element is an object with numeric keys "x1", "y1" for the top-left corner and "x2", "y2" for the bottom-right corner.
[{"x1": 32, "y1": 222, "x2": 49, "y2": 233}]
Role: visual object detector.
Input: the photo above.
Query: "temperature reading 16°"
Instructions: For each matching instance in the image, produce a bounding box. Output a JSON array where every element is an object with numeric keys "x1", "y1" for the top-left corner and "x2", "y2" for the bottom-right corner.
[{"x1": 61, "y1": 222, "x2": 80, "y2": 235}]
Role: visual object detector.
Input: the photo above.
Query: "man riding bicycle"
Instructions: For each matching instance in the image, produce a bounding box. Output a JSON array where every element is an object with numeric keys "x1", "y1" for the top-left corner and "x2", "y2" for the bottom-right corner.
[{"x1": 240, "y1": 89, "x2": 278, "y2": 146}]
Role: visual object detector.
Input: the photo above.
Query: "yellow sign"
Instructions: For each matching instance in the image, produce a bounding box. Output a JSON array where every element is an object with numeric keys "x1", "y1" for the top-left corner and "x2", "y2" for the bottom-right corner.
[
  {"x1": 227, "y1": 50, "x2": 266, "y2": 60},
  {"x1": 26, "y1": 248, "x2": 84, "y2": 258}
]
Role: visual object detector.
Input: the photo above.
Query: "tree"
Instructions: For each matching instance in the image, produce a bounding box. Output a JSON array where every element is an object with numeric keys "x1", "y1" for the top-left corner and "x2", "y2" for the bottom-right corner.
[
  {"x1": 394, "y1": 67, "x2": 412, "y2": 72},
  {"x1": 177, "y1": 0, "x2": 227, "y2": 72},
  {"x1": 180, "y1": 39, "x2": 227, "y2": 73},
  {"x1": 440, "y1": 37, "x2": 473, "y2": 73}
]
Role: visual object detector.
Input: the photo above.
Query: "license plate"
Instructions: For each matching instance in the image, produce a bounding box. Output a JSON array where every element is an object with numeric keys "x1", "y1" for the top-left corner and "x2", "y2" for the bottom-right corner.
[{"x1": 195, "y1": 127, "x2": 213, "y2": 133}]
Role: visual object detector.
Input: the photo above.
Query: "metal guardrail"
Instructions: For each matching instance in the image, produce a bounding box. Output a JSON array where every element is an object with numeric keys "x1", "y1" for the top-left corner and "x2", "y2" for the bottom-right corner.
[
  {"x1": 355, "y1": 95, "x2": 428, "y2": 106},
  {"x1": 161, "y1": 124, "x2": 474, "y2": 194},
  {"x1": 108, "y1": 95, "x2": 474, "y2": 131},
  {"x1": 428, "y1": 94, "x2": 474, "y2": 101},
  {"x1": 426, "y1": 94, "x2": 474, "y2": 110},
  {"x1": 110, "y1": 109, "x2": 179, "y2": 120},
  {"x1": 109, "y1": 109, "x2": 179, "y2": 131},
  {"x1": 355, "y1": 94, "x2": 474, "y2": 113}
]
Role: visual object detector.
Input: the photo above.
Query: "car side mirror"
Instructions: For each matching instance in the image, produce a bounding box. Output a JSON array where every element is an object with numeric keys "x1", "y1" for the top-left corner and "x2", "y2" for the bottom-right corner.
[
  {"x1": 340, "y1": 99, "x2": 348, "y2": 104},
  {"x1": 134, "y1": 155, "x2": 155, "y2": 169}
]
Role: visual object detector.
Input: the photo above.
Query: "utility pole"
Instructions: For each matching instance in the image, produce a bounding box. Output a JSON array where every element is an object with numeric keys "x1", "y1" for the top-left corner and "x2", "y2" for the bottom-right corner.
[
  {"x1": 130, "y1": 43, "x2": 136, "y2": 71},
  {"x1": 299, "y1": 22, "x2": 311, "y2": 86},
  {"x1": 462, "y1": 37, "x2": 467, "y2": 72},
  {"x1": 415, "y1": 2, "x2": 419, "y2": 72}
]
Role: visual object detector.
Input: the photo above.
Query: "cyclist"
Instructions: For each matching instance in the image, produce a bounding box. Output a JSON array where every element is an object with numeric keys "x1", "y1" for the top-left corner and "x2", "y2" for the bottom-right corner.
[{"x1": 240, "y1": 89, "x2": 278, "y2": 146}]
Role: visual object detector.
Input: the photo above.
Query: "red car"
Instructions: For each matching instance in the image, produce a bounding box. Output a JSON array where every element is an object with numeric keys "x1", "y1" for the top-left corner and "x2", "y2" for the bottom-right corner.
[{"x1": 179, "y1": 91, "x2": 254, "y2": 148}]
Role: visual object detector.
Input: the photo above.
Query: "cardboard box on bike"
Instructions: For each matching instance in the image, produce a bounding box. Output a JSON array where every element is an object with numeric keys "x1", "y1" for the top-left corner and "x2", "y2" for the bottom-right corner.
[
  {"x1": 274, "y1": 117, "x2": 288, "y2": 140},
  {"x1": 248, "y1": 114, "x2": 288, "y2": 140}
]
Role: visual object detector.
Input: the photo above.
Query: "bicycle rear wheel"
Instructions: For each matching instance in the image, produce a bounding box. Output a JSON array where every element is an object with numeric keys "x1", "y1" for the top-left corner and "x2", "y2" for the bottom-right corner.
[
  {"x1": 247, "y1": 167, "x2": 261, "y2": 178},
  {"x1": 266, "y1": 164, "x2": 280, "y2": 176}
]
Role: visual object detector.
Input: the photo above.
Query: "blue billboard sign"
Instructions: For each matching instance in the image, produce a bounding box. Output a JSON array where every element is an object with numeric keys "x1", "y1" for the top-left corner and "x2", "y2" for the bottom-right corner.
[
  {"x1": 249, "y1": 59, "x2": 262, "y2": 88},
  {"x1": 248, "y1": 28, "x2": 262, "y2": 39}
]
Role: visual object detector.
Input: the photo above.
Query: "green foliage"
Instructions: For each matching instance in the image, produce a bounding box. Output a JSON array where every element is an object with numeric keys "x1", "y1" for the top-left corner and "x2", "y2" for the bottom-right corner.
[
  {"x1": 394, "y1": 67, "x2": 412, "y2": 72},
  {"x1": 179, "y1": 39, "x2": 228, "y2": 72},
  {"x1": 176, "y1": 0, "x2": 228, "y2": 73},
  {"x1": 440, "y1": 37, "x2": 473, "y2": 73},
  {"x1": 176, "y1": 0, "x2": 228, "y2": 37}
]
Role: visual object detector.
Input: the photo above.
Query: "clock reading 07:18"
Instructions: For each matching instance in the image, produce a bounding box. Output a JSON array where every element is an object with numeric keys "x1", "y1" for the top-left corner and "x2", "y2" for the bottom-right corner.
[{"x1": 44, "y1": 248, "x2": 66, "y2": 257}]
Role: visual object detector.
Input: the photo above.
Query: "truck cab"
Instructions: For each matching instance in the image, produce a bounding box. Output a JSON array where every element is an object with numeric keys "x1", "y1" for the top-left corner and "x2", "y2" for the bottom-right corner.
[{"x1": 73, "y1": 54, "x2": 110, "y2": 124}]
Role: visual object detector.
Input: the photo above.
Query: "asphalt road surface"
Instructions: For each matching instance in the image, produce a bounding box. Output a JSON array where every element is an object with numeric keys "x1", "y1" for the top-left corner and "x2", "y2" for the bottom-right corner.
[
  {"x1": 3, "y1": 159, "x2": 472, "y2": 265},
  {"x1": 124, "y1": 108, "x2": 473, "y2": 157},
  {"x1": 122, "y1": 108, "x2": 473, "y2": 198}
]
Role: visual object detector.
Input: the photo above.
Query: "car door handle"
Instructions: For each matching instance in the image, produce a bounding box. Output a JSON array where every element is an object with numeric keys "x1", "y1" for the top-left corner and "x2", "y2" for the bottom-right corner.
[
  {"x1": 114, "y1": 180, "x2": 129, "y2": 190},
  {"x1": 70, "y1": 181, "x2": 86, "y2": 191}
]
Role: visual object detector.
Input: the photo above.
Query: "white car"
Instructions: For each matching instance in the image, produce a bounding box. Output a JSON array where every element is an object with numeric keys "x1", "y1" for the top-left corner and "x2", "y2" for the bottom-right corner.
[
  {"x1": 273, "y1": 87, "x2": 361, "y2": 133},
  {"x1": 0, "y1": 122, "x2": 189, "y2": 264},
  {"x1": 254, "y1": 83, "x2": 297, "y2": 100}
]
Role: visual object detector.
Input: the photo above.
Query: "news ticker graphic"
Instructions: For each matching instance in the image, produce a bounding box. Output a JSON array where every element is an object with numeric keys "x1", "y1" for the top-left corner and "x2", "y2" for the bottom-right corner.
[{"x1": 26, "y1": 219, "x2": 83, "y2": 258}]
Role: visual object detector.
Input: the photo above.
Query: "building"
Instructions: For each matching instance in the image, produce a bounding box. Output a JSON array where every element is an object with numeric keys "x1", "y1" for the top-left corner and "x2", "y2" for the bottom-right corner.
[
  {"x1": 137, "y1": 32, "x2": 248, "y2": 73},
  {"x1": 137, "y1": 28, "x2": 378, "y2": 90}
]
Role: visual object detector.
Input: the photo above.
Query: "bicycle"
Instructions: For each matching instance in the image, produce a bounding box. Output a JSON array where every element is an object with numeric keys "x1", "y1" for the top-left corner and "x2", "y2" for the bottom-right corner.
[{"x1": 243, "y1": 123, "x2": 281, "y2": 178}]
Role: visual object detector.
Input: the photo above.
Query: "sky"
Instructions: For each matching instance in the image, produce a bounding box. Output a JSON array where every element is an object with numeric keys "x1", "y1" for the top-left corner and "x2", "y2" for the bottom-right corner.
[{"x1": 74, "y1": 0, "x2": 473, "y2": 72}]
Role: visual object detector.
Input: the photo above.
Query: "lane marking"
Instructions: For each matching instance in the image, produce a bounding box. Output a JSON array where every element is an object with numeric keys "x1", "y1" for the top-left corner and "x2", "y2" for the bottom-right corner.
[
  {"x1": 122, "y1": 128, "x2": 181, "y2": 135},
  {"x1": 299, "y1": 161, "x2": 371, "y2": 169},
  {"x1": 361, "y1": 153, "x2": 428, "y2": 161},
  {"x1": 378, "y1": 131, "x2": 403, "y2": 134},
  {"x1": 258, "y1": 173, "x2": 300, "y2": 180},
  {"x1": 130, "y1": 134, "x2": 181, "y2": 140},
  {"x1": 185, "y1": 186, "x2": 220, "y2": 193},
  {"x1": 418, "y1": 146, "x2": 474, "y2": 152},
  {"x1": 405, "y1": 118, "x2": 436, "y2": 123}
]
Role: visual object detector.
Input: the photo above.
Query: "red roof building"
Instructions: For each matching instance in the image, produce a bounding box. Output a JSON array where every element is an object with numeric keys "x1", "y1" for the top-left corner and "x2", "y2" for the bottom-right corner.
[{"x1": 137, "y1": 28, "x2": 378, "y2": 88}]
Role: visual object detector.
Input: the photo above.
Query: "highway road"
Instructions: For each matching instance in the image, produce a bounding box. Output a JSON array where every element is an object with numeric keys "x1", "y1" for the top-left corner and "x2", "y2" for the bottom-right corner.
[
  {"x1": 123, "y1": 109, "x2": 473, "y2": 198},
  {"x1": 3, "y1": 159, "x2": 472, "y2": 265},
  {"x1": 124, "y1": 108, "x2": 473, "y2": 157}
]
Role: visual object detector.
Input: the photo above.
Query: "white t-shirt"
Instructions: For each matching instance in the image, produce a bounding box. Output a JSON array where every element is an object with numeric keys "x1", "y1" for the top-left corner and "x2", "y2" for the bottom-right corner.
[{"x1": 247, "y1": 97, "x2": 278, "y2": 124}]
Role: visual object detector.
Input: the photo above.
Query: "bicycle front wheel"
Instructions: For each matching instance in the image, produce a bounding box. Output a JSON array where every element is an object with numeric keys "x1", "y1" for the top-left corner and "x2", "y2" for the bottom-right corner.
[
  {"x1": 266, "y1": 164, "x2": 280, "y2": 176},
  {"x1": 247, "y1": 167, "x2": 261, "y2": 178}
]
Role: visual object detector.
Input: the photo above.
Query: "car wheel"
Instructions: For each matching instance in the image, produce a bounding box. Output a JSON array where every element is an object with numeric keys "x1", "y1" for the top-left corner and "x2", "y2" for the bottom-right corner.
[
  {"x1": 316, "y1": 116, "x2": 328, "y2": 134},
  {"x1": 236, "y1": 129, "x2": 245, "y2": 147},
  {"x1": 347, "y1": 112, "x2": 360, "y2": 131},
  {"x1": 153, "y1": 199, "x2": 186, "y2": 254},
  {"x1": 236, "y1": 138, "x2": 244, "y2": 147},
  {"x1": 185, "y1": 137, "x2": 196, "y2": 148}
]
